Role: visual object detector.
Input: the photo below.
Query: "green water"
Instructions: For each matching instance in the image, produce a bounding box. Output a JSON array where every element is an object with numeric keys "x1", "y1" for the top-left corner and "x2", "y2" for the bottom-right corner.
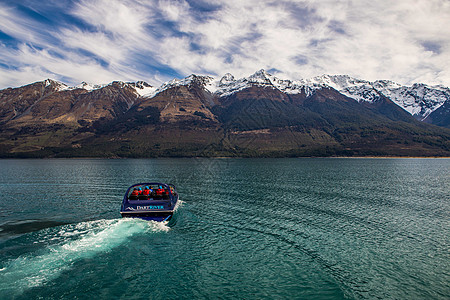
[{"x1": 0, "y1": 158, "x2": 449, "y2": 299}]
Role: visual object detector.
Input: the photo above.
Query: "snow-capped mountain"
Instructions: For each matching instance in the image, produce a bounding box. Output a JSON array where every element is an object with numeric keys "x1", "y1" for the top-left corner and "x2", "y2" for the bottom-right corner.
[
  {"x1": 5, "y1": 70, "x2": 450, "y2": 126},
  {"x1": 154, "y1": 74, "x2": 214, "y2": 96},
  {"x1": 295, "y1": 74, "x2": 450, "y2": 121},
  {"x1": 211, "y1": 69, "x2": 316, "y2": 97},
  {"x1": 43, "y1": 78, "x2": 69, "y2": 91},
  {"x1": 196, "y1": 70, "x2": 449, "y2": 122},
  {"x1": 374, "y1": 82, "x2": 450, "y2": 121},
  {"x1": 1, "y1": 73, "x2": 450, "y2": 158},
  {"x1": 72, "y1": 82, "x2": 108, "y2": 91},
  {"x1": 44, "y1": 79, "x2": 156, "y2": 98}
]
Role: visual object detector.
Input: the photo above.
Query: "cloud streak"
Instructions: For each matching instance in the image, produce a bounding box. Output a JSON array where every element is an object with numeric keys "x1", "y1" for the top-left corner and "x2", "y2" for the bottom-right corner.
[{"x1": 0, "y1": 0, "x2": 449, "y2": 88}]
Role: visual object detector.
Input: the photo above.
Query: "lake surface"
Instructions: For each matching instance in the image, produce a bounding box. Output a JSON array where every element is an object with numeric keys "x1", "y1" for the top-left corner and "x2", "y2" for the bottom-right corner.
[{"x1": 0, "y1": 158, "x2": 449, "y2": 299}]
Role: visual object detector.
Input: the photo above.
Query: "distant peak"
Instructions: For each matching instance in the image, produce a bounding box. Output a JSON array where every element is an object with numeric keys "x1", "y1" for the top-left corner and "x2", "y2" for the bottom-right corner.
[
  {"x1": 43, "y1": 78, "x2": 64, "y2": 86},
  {"x1": 41, "y1": 78, "x2": 68, "y2": 91},
  {"x1": 186, "y1": 74, "x2": 214, "y2": 83},
  {"x1": 74, "y1": 81, "x2": 107, "y2": 91},
  {"x1": 219, "y1": 73, "x2": 235, "y2": 86},
  {"x1": 249, "y1": 69, "x2": 271, "y2": 78},
  {"x1": 127, "y1": 81, "x2": 152, "y2": 89},
  {"x1": 248, "y1": 69, "x2": 275, "y2": 86},
  {"x1": 153, "y1": 74, "x2": 214, "y2": 95},
  {"x1": 43, "y1": 78, "x2": 55, "y2": 84}
]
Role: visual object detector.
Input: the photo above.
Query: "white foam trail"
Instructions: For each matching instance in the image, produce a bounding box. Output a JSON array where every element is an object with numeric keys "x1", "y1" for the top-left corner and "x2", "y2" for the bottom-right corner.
[
  {"x1": 0, "y1": 218, "x2": 167, "y2": 297},
  {"x1": 174, "y1": 199, "x2": 184, "y2": 212}
]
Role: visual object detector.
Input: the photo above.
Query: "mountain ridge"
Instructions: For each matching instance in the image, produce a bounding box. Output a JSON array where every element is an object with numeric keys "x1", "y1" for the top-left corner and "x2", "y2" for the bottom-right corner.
[
  {"x1": 8, "y1": 70, "x2": 447, "y2": 125},
  {"x1": 0, "y1": 71, "x2": 449, "y2": 157}
]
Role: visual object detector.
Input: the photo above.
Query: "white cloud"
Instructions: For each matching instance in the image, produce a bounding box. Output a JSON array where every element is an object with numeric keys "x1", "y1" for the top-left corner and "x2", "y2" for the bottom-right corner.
[
  {"x1": 148, "y1": 0, "x2": 450, "y2": 86},
  {"x1": 72, "y1": 0, "x2": 151, "y2": 36},
  {"x1": 58, "y1": 29, "x2": 126, "y2": 63},
  {"x1": 0, "y1": 0, "x2": 449, "y2": 88},
  {"x1": 157, "y1": 0, "x2": 191, "y2": 22}
]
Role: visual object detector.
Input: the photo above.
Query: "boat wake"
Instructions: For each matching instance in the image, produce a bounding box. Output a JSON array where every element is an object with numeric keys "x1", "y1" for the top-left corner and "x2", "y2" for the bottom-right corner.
[
  {"x1": 0, "y1": 220, "x2": 69, "y2": 241},
  {"x1": 0, "y1": 218, "x2": 168, "y2": 297}
]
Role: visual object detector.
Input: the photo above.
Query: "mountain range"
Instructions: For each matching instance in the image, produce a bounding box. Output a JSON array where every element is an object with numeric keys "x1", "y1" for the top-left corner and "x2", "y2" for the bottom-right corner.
[{"x1": 0, "y1": 70, "x2": 449, "y2": 157}]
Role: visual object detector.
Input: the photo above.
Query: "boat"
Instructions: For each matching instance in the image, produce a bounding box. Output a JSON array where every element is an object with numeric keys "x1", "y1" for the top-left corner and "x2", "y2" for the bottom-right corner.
[{"x1": 120, "y1": 182, "x2": 179, "y2": 222}]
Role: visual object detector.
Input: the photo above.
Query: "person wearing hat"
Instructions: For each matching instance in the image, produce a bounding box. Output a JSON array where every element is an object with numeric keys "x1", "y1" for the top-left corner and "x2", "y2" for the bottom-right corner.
[
  {"x1": 155, "y1": 186, "x2": 164, "y2": 197},
  {"x1": 142, "y1": 186, "x2": 152, "y2": 197}
]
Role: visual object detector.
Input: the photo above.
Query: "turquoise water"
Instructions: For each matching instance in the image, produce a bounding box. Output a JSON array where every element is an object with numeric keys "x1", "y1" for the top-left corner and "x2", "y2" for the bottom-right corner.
[{"x1": 0, "y1": 158, "x2": 449, "y2": 299}]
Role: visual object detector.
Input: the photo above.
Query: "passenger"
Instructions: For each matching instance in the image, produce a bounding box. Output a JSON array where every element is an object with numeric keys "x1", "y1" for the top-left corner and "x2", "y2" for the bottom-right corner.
[
  {"x1": 155, "y1": 186, "x2": 164, "y2": 196},
  {"x1": 130, "y1": 188, "x2": 140, "y2": 198},
  {"x1": 138, "y1": 187, "x2": 143, "y2": 194},
  {"x1": 142, "y1": 186, "x2": 152, "y2": 196}
]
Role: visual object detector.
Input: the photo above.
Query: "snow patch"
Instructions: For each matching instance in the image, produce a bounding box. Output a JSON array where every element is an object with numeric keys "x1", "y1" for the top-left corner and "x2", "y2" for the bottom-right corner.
[
  {"x1": 75, "y1": 82, "x2": 108, "y2": 91},
  {"x1": 127, "y1": 81, "x2": 156, "y2": 97},
  {"x1": 152, "y1": 74, "x2": 215, "y2": 96},
  {"x1": 42, "y1": 79, "x2": 69, "y2": 92}
]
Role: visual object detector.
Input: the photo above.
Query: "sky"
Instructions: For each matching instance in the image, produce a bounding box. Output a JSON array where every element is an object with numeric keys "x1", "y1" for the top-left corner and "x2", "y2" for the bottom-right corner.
[{"x1": 0, "y1": 0, "x2": 449, "y2": 89}]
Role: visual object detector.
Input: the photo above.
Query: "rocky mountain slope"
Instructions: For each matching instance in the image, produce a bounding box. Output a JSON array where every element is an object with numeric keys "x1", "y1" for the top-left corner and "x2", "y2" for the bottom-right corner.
[{"x1": 0, "y1": 71, "x2": 449, "y2": 157}]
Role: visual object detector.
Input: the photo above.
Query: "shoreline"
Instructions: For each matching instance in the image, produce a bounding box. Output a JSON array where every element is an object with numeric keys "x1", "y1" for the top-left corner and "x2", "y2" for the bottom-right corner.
[{"x1": 0, "y1": 156, "x2": 449, "y2": 159}]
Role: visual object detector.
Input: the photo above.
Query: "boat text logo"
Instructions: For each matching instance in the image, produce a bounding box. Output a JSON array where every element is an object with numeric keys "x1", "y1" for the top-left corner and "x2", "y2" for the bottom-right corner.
[{"x1": 126, "y1": 205, "x2": 164, "y2": 210}]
